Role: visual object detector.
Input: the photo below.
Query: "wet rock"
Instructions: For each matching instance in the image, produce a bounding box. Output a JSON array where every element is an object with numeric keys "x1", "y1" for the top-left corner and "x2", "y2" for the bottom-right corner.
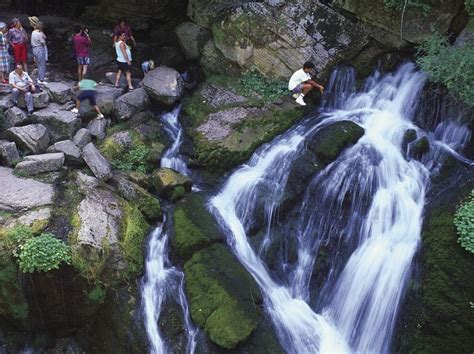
[
  {"x1": 0, "y1": 140, "x2": 20, "y2": 167},
  {"x1": 45, "y1": 82, "x2": 72, "y2": 104},
  {"x1": 17, "y1": 90, "x2": 49, "y2": 109},
  {"x1": 6, "y1": 124, "x2": 50, "y2": 154},
  {"x1": 175, "y1": 22, "x2": 210, "y2": 60},
  {"x1": 152, "y1": 167, "x2": 192, "y2": 199},
  {"x1": 142, "y1": 66, "x2": 185, "y2": 105},
  {"x1": 0, "y1": 167, "x2": 54, "y2": 211},
  {"x1": 115, "y1": 88, "x2": 150, "y2": 121},
  {"x1": 307, "y1": 120, "x2": 365, "y2": 165},
  {"x1": 73, "y1": 128, "x2": 92, "y2": 148},
  {"x1": 14, "y1": 153, "x2": 65, "y2": 175},
  {"x1": 82, "y1": 143, "x2": 112, "y2": 181},
  {"x1": 4, "y1": 106, "x2": 29, "y2": 128},
  {"x1": 411, "y1": 136, "x2": 430, "y2": 159},
  {"x1": 87, "y1": 118, "x2": 108, "y2": 140},
  {"x1": 33, "y1": 104, "x2": 81, "y2": 142},
  {"x1": 46, "y1": 140, "x2": 83, "y2": 165}
]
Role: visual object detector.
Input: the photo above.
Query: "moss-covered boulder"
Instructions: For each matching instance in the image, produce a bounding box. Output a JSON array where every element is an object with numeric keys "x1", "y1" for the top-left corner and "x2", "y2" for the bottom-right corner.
[
  {"x1": 172, "y1": 194, "x2": 223, "y2": 261},
  {"x1": 411, "y1": 136, "x2": 430, "y2": 159},
  {"x1": 307, "y1": 121, "x2": 365, "y2": 165},
  {"x1": 152, "y1": 168, "x2": 192, "y2": 200},
  {"x1": 184, "y1": 243, "x2": 262, "y2": 349}
]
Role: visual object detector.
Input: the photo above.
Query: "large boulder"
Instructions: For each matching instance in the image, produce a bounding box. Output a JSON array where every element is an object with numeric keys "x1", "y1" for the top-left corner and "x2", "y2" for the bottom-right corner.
[
  {"x1": 4, "y1": 106, "x2": 29, "y2": 128},
  {"x1": 82, "y1": 143, "x2": 112, "y2": 181},
  {"x1": 79, "y1": 86, "x2": 123, "y2": 116},
  {"x1": 114, "y1": 88, "x2": 150, "y2": 121},
  {"x1": 175, "y1": 22, "x2": 211, "y2": 60},
  {"x1": 6, "y1": 124, "x2": 50, "y2": 154},
  {"x1": 33, "y1": 104, "x2": 82, "y2": 142},
  {"x1": 152, "y1": 168, "x2": 192, "y2": 198},
  {"x1": 46, "y1": 140, "x2": 83, "y2": 165},
  {"x1": 45, "y1": 82, "x2": 73, "y2": 104},
  {"x1": 142, "y1": 66, "x2": 185, "y2": 105},
  {"x1": 0, "y1": 167, "x2": 54, "y2": 211},
  {"x1": 73, "y1": 128, "x2": 92, "y2": 148},
  {"x1": 0, "y1": 95, "x2": 14, "y2": 111},
  {"x1": 0, "y1": 140, "x2": 20, "y2": 167},
  {"x1": 87, "y1": 118, "x2": 108, "y2": 140},
  {"x1": 17, "y1": 90, "x2": 49, "y2": 109},
  {"x1": 14, "y1": 153, "x2": 65, "y2": 175}
]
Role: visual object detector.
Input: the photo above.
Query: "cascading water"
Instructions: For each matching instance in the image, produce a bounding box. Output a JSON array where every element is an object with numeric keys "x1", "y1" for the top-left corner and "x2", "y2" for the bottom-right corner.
[
  {"x1": 209, "y1": 62, "x2": 472, "y2": 353},
  {"x1": 141, "y1": 107, "x2": 197, "y2": 354}
]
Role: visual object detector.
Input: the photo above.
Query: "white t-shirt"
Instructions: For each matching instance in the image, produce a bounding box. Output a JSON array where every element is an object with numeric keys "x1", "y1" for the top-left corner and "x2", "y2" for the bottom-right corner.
[
  {"x1": 288, "y1": 69, "x2": 311, "y2": 90},
  {"x1": 31, "y1": 30, "x2": 46, "y2": 47}
]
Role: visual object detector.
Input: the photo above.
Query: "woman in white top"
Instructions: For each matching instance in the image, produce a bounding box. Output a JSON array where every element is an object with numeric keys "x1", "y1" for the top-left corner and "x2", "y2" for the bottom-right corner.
[
  {"x1": 31, "y1": 21, "x2": 47, "y2": 84},
  {"x1": 114, "y1": 31, "x2": 133, "y2": 91}
]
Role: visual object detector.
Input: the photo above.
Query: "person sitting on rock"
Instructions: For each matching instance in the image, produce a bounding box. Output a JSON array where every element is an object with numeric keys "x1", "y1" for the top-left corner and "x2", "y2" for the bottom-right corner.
[
  {"x1": 71, "y1": 76, "x2": 104, "y2": 119},
  {"x1": 9, "y1": 63, "x2": 35, "y2": 116},
  {"x1": 288, "y1": 61, "x2": 324, "y2": 106},
  {"x1": 114, "y1": 31, "x2": 134, "y2": 91},
  {"x1": 112, "y1": 18, "x2": 136, "y2": 47},
  {"x1": 72, "y1": 26, "x2": 91, "y2": 82}
]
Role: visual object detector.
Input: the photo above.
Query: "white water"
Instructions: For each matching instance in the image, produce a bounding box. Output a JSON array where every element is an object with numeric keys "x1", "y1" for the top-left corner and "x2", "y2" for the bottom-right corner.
[
  {"x1": 210, "y1": 63, "x2": 471, "y2": 353},
  {"x1": 142, "y1": 107, "x2": 197, "y2": 354}
]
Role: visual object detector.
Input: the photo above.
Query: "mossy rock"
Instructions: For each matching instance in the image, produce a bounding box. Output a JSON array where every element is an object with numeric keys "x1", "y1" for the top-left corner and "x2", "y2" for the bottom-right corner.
[
  {"x1": 171, "y1": 194, "x2": 223, "y2": 261},
  {"x1": 184, "y1": 243, "x2": 262, "y2": 349},
  {"x1": 411, "y1": 136, "x2": 430, "y2": 159},
  {"x1": 152, "y1": 168, "x2": 192, "y2": 199},
  {"x1": 0, "y1": 255, "x2": 29, "y2": 326},
  {"x1": 307, "y1": 121, "x2": 364, "y2": 165}
]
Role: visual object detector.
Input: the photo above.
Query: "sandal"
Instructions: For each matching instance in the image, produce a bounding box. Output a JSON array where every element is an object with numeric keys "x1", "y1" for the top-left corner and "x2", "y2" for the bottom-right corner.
[{"x1": 128, "y1": 87, "x2": 134, "y2": 91}]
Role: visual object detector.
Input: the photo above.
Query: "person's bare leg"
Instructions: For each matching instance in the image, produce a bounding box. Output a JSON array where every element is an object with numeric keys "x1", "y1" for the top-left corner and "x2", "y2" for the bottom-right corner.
[
  {"x1": 75, "y1": 99, "x2": 80, "y2": 109},
  {"x1": 0, "y1": 72, "x2": 4, "y2": 82},
  {"x1": 115, "y1": 70, "x2": 122, "y2": 87},
  {"x1": 302, "y1": 84, "x2": 313, "y2": 95},
  {"x1": 94, "y1": 105, "x2": 103, "y2": 115},
  {"x1": 77, "y1": 65, "x2": 82, "y2": 81},
  {"x1": 82, "y1": 65, "x2": 88, "y2": 79},
  {"x1": 126, "y1": 71, "x2": 133, "y2": 89}
]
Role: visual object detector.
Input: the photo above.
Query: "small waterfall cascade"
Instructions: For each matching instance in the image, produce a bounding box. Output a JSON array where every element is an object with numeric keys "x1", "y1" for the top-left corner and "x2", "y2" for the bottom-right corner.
[
  {"x1": 209, "y1": 63, "x2": 472, "y2": 353},
  {"x1": 141, "y1": 107, "x2": 197, "y2": 354}
]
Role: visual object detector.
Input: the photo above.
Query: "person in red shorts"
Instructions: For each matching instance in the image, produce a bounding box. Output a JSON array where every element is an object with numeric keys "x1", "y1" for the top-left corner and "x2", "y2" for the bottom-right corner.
[{"x1": 6, "y1": 18, "x2": 28, "y2": 73}]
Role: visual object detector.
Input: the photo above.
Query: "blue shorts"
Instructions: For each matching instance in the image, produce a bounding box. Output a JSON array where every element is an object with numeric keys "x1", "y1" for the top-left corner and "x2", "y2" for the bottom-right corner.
[
  {"x1": 291, "y1": 84, "x2": 304, "y2": 94},
  {"x1": 77, "y1": 90, "x2": 97, "y2": 106},
  {"x1": 77, "y1": 56, "x2": 90, "y2": 65}
]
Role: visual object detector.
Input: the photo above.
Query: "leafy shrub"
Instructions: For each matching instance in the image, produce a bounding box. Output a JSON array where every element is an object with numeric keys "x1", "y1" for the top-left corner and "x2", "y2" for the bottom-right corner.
[
  {"x1": 454, "y1": 190, "x2": 474, "y2": 253},
  {"x1": 18, "y1": 233, "x2": 71, "y2": 273},
  {"x1": 416, "y1": 33, "x2": 474, "y2": 107},
  {"x1": 112, "y1": 143, "x2": 150, "y2": 174},
  {"x1": 238, "y1": 71, "x2": 288, "y2": 102}
]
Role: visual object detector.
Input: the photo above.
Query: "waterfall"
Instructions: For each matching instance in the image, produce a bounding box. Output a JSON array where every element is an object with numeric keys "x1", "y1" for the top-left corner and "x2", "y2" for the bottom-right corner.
[
  {"x1": 209, "y1": 63, "x2": 472, "y2": 353},
  {"x1": 142, "y1": 107, "x2": 197, "y2": 354}
]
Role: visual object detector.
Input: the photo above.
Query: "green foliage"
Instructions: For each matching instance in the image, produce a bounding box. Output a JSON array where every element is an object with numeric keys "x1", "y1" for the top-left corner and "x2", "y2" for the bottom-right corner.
[
  {"x1": 454, "y1": 190, "x2": 474, "y2": 253},
  {"x1": 17, "y1": 233, "x2": 71, "y2": 273},
  {"x1": 87, "y1": 283, "x2": 107, "y2": 303},
  {"x1": 5, "y1": 225, "x2": 34, "y2": 254},
  {"x1": 465, "y1": 0, "x2": 474, "y2": 15},
  {"x1": 416, "y1": 33, "x2": 474, "y2": 106},
  {"x1": 238, "y1": 71, "x2": 288, "y2": 102}
]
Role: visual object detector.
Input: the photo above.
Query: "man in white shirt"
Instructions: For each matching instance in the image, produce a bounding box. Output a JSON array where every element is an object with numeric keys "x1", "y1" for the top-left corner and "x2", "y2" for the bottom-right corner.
[
  {"x1": 9, "y1": 63, "x2": 35, "y2": 115},
  {"x1": 288, "y1": 61, "x2": 324, "y2": 106}
]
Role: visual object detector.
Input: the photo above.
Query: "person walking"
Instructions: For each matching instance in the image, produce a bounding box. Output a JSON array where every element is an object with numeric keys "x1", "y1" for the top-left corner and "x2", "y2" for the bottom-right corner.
[
  {"x1": 70, "y1": 76, "x2": 104, "y2": 118},
  {"x1": 9, "y1": 63, "x2": 35, "y2": 116},
  {"x1": 30, "y1": 21, "x2": 47, "y2": 84},
  {"x1": 6, "y1": 18, "x2": 28, "y2": 73},
  {"x1": 72, "y1": 26, "x2": 91, "y2": 82},
  {"x1": 288, "y1": 61, "x2": 324, "y2": 106},
  {"x1": 114, "y1": 31, "x2": 133, "y2": 91},
  {"x1": 0, "y1": 22, "x2": 9, "y2": 84},
  {"x1": 112, "y1": 18, "x2": 136, "y2": 47}
]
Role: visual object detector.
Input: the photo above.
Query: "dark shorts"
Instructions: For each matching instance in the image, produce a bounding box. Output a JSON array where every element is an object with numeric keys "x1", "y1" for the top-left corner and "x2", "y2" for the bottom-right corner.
[
  {"x1": 77, "y1": 90, "x2": 97, "y2": 106},
  {"x1": 291, "y1": 84, "x2": 304, "y2": 94},
  {"x1": 76, "y1": 56, "x2": 90, "y2": 65},
  {"x1": 117, "y1": 60, "x2": 131, "y2": 72}
]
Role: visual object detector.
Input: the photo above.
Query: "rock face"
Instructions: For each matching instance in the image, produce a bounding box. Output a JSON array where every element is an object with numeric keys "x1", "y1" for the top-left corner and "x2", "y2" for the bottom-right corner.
[
  {"x1": 82, "y1": 143, "x2": 112, "y2": 181},
  {"x1": 45, "y1": 82, "x2": 72, "y2": 104},
  {"x1": 47, "y1": 140, "x2": 83, "y2": 165},
  {"x1": 0, "y1": 140, "x2": 20, "y2": 166},
  {"x1": 152, "y1": 168, "x2": 192, "y2": 198},
  {"x1": 14, "y1": 153, "x2": 65, "y2": 175},
  {"x1": 114, "y1": 88, "x2": 150, "y2": 121},
  {"x1": 33, "y1": 104, "x2": 82, "y2": 142},
  {"x1": 175, "y1": 22, "x2": 210, "y2": 60},
  {"x1": 6, "y1": 124, "x2": 50, "y2": 154},
  {"x1": 187, "y1": 0, "x2": 253, "y2": 28},
  {"x1": 142, "y1": 67, "x2": 185, "y2": 105},
  {"x1": 0, "y1": 167, "x2": 54, "y2": 211},
  {"x1": 5, "y1": 106, "x2": 29, "y2": 128}
]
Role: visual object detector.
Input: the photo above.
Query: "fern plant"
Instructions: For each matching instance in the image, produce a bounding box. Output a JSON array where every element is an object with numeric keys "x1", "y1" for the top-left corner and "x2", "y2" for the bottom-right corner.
[{"x1": 454, "y1": 190, "x2": 474, "y2": 253}]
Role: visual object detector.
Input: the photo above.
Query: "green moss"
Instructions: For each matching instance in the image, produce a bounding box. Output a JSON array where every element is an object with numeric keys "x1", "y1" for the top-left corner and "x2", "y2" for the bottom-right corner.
[
  {"x1": 184, "y1": 244, "x2": 262, "y2": 349},
  {"x1": 87, "y1": 283, "x2": 107, "y2": 303},
  {"x1": 172, "y1": 194, "x2": 222, "y2": 261},
  {"x1": 182, "y1": 94, "x2": 215, "y2": 128},
  {"x1": 170, "y1": 186, "x2": 186, "y2": 203},
  {"x1": 0, "y1": 256, "x2": 28, "y2": 321}
]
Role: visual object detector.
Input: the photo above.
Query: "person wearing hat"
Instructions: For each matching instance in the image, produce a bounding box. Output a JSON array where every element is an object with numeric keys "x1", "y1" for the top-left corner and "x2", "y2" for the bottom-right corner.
[
  {"x1": 6, "y1": 18, "x2": 28, "y2": 73},
  {"x1": 0, "y1": 22, "x2": 9, "y2": 84},
  {"x1": 31, "y1": 20, "x2": 47, "y2": 84}
]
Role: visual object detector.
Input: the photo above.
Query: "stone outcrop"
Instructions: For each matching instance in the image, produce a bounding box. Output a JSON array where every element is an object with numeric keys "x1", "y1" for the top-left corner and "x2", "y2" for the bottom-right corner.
[
  {"x1": 6, "y1": 124, "x2": 50, "y2": 154},
  {"x1": 14, "y1": 153, "x2": 65, "y2": 175},
  {"x1": 82, "y1": 143, "x2": 112, "y2": 181},
  {"x1": 114, "y1": 88, "x2": 150, "y2": 121},
  {"x1": 142, "y1": 66, "x2": 185, "y2": 105},
  {"x1": 175, "y1": 22, "x2": 211, "y2": 60},
  {"x1": 0, "y1": 140, "x2": 20, "y2": 167},
  {"x1": 33, "y1": 104, "x2": 81, "y2": 142}
]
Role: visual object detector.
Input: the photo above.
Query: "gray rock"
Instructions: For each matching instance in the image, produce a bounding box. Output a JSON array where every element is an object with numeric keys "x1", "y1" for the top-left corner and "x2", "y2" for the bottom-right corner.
[
  {"x1": 142, "y1": 66, "x2": 184, "y2": 105},
  {"x1": 33, "y1": 104, "x2": 82, "y2": 142},
  {"x1": 104, "y1": 72, "x2": 141, "y2": 89},
  {"x1": 152, "y1": 168, "x2": 192, "y2": 198},
  {"x1": 46, "y1": 140, "x2": 82, "y2": 165},
  {"x1": 79, "y1": 85, "x2": 122, "y2": 116},
  {"x1": 110, "y1": 131, "x2": 133, "y2": 148},
  {"x1": 5, "y1": 106, "x2": 29, "y2": 128},
  {"x1": 0, "y1": 140, "x2": 20, "y2": 167},
  {"x1": 0, "y1": 95, "x2": 14, "y2": 111},
  {"x1": 18, "y1": 90, "x2": 50, "y2": 109},
  {"x1": 73, "y1": 128, "x2": 92, "y2": 148},
  {"x1": 76, "y1": 171, "x2": 99, "y2": 192},
  {"x1": 0, "y1": 167, "x2": 54, "y2": 211},
  {"x1": 198, "y1": 83, "x2": 247, "y2": 108},
  {"x1": 115, "y1": 88, "x2": 150, "y2": 121},
  {"x1": 175, "y1": 22, "x2": 210, "y2": 60},
  {"x1": 4, "y1": 207, "x2": 52, "y2": 230},
  {"x1": 14, "y1": 153, "x2": 65, "y2": 175},
  {"x1": 82, "y1": 142, "x2": 112, "y2": 181},
  {"x1": 45, "y1": 82, "x2": 72, "y2": 104},
  {"x1": 6, "y1": 124, "x2": 50, "y2": 154},
  {"x1": 87, "y1": 118, "x2": 108, "y2": 140}
]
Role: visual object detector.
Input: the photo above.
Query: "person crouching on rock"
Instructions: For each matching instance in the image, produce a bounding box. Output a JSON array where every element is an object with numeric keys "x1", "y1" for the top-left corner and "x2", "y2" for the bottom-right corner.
[
  {"x1": 114, "y1": 31, "x2": 134, "y2": 91},
  {"x1": 9, "y1": 63, "x2": 35, "y2": 116},
  {"x1": 72, "y1": 26, "x2": 91, "y2": 82},
  {"x1": 288, "y1": 61, "x2": 324, "y2": 106},
  {"x1": 71, "y1": 76, "x2": 104, "y2": 119}
]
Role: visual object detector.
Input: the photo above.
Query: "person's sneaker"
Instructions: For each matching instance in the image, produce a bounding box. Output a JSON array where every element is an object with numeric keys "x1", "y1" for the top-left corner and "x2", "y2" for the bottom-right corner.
[
  {"x1": 97, "y1": 113, "x2": 105, "y2": 119},
  {"x1": 292, "y1": 93, "x2": 300, "y2": 99},
  {"x1": 70, "y1": 108, "x2": 79, "y2": 114},
  {"x1": 27, "y1": 111, "x2": 33, "y2": 117},
  {"x1": 37, "y1": 80, "x2": 48, "y2": 85},
  {"x1": 295, "y1": 95, "x2": 306, "y2": 106}
]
